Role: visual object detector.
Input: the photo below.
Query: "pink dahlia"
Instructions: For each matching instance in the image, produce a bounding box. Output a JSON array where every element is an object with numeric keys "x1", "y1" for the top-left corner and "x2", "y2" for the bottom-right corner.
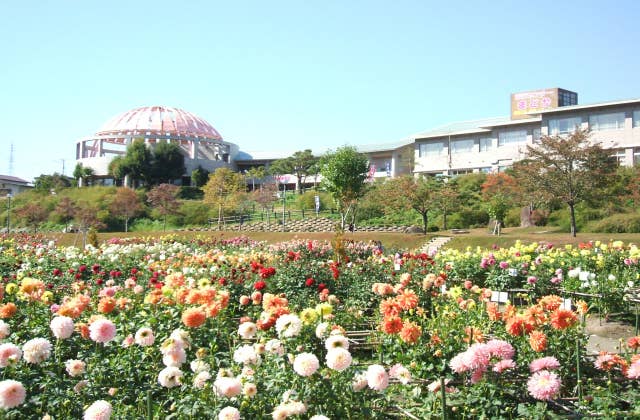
[
  {"x1": 389, "y1": 363, "x2": 411, "y2": 384},
  {"x1": 50, "y1": 316, "x2": 75, "y2": 339},
  {"x1": 83, "y1": 399, "x2": 112, "y2": 420},
  {"x1": 485, "y1": 339, "x2": 515, "y2": 360},
  {"x1": 0, "y1": 343, "x2": 22, "y2": 368},
  {"x1": 326, "y1": 348, "x2": 352, "y2": 372},
  {"x1": 493, "y1": 359, "x2": 516, "y2": 373},
  {"x1": 134, "y1": 327, "x2": 155, "y2": 347},
  {"x1": 65, "y1": 359, "x2": 86, "y2": 377},
  {"x1": 366, "y1": 364, "x2": 389, "y2": 391},
  {"x1": 22, "y1": 337, "x2": 52, "y2": 364},
  {"x1": 529, "y1": 356, "x2": 560, "y2": 373},
  {"x1": 627, "y1": 360, "x2": 640, "y2": 379},
  {"x1": 0, "y1": 379, "x2": 26, "y2": 409},
  {"x1": 89, "y1": 319, "x2": 117, "y2": 344},
  {"x1": 218, "y1": 406, "x2": 241, "y2": 420},
  {"x1": 214, "y1": 377, "x2": 242, "y2": 398},
  {"x1": 293, "y1": 352, "x2": 320, "y2": 377},
  {"x1": 527, "y1": 370, "x2": 561, "y2": 400}
]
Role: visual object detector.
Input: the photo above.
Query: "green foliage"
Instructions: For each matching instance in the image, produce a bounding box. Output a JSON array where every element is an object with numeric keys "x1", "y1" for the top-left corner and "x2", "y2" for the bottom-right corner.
[
  {"x1": 320, "y1": 146, "x2": 369, "y2": 229},
  {"x1": 150, "y1": 141, "x2": 186, "y2": 184},
  {"x1": 190, "y1": 166, "x2": 210, "y2": 187},
  {"x1": 179, "y1": 186, "x2": 204, "y2": 200},
  {"x1": 269, "y1": 149, "x2": 319, "y2": 193},
  {"x1": 588, "y1": 212, "x2": 640, "y2": 233},
  {"x1": 33, "y1": 173, "x2": 73, "y2": 191},
  {"x1": 294, "y1": 191, "x2": 332, "y2": 211},
  {"x1": 174, "y1": 201, "x2": 213, "y2": 226}
]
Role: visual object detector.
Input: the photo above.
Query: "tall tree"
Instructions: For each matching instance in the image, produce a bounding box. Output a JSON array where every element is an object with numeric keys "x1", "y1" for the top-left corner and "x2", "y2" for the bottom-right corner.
[
  {"x1": 320, "y1": 146, "x2": 369, "y2": 230},
  {"x1": 378, "y1": 175, "x2": 438, "y2": 234},
  {"x1": 481, "y1": 172, "x2": 520, "y2": 235},
  {"x1": 110, "y1": 187, "x2": 143, "y2": 232},
  {"x1": 73, "y1": 163, "x2": 95, "y2": 187},
  {"x1": 269, "y1": 150, "x2": 318, "y2": 194},
  {"x1": 54, "y1": 196, "x2": 76, "y2": 232},
  {"x1": 432, "y1": 178, "x2": 460, "y2": 230},
  {"x1": 252, "y1": 181, "x2": 278, "y2": 227},
  {"x1": 121, "y1": 139, "x2": 153, "y2": 187},
  {"x1": 191, "y1": 166, "x2": 210, "y2": 188},
  {"x1": 513, "y1": 128, "x2": 617, "y2": 237},
  {"x1": 202, "y1": 168, "x2": 244, "y2": 230},
  {"x1": 147, "y1": 184, "x2": 181, "y2": 232},
  {"x1": 246, "y1": 166, "x2": 266, "y2": 191},
  {"x1": 14, "y1": 203, "x2": 48, "y2": 233},
  {"x1": 74, "y1": 201, "x2": 106, "y2": 248},
  {"x1": 150, "y1": 141, "x2": 186, "y2": 184}
]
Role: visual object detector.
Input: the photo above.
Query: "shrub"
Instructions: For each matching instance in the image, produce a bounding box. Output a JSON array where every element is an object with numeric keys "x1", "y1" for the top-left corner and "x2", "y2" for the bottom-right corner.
[{"x1": 589, "y1": 212, "x2": 640, "y2": 233}]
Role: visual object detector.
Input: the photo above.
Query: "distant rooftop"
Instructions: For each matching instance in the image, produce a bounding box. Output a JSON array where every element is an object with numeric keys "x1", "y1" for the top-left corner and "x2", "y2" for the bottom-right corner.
[{"x1": 0, "y1": 175, "x2": 29, "y2": 184}]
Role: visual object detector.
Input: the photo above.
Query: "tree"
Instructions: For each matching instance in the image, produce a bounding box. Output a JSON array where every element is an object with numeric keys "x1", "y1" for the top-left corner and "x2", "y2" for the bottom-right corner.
[
  {"x1": 269, "y1": 150, "x2": 318, "y2": 194},
  {"x1": 432, "y1": 178, "x2": 460, "y2": 230},
  {"x1": 191, "y1": 166, "x2": 210, "y2": 188},
  {"x1": 110, "y1": 187, "x2": 143, "y2": 232},
  {"x1": 150, "y1": 141, "x2": 186, "y2": 184},
  {"x1": 73, "y1": 163, "x2": 95, "y2": 187},
  {"x1": 513, "y1": 128, "x2": 617, "y2": 237},
  {"x1": 74, "y1": 201, "x2": 106, "y2": 248},
  {"x1": 33, "y1": 173, "x2": 72, "y2": 192},
  {"x1": 245, "y1": 166, "x2": 266, "y2": 191},
  {"x1": 108, "y1": 156, "x2": 127, "y2": 185},
  {"x1": 14, "y1": 203, "x2": 48, "y2": 232},
  {"x1": 481, "y1": 172, "x2": 520, "y2": 235},
  {"x1": 252, "y1": 181, "x2": 278, "y2": 227},
  {"x1": 378, "y1": 176, "x2": 438, "y2": 234},
  {"x1": 120, "y1": 139, "x2": 153, "y2": 187},
  {"x1": 202, "y1": 168, "x2": 244, "y2": 230},
  {"x1": 54, "y1": 196, "x2": 76, "y2": 232},
  {"x1": 147, "y1": 184, "x2": 181, "y2": 232},
  {"x1": 320, "y1": 146, "x2": 369, "y2": 230}
]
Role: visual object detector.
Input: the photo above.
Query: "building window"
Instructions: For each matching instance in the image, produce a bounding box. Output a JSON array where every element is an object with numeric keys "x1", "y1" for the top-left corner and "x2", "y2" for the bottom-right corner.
[
  {"x1": 589, "y1": 112, "x2": 625, "y2": 131},
  {"x1": 450, "y1": 138, "x2": 475, "y2": 154},
  {"x1": 498, "y1": 130, "x2": 527, "y2": 146},
  {"x1": 634, "y1": 148, "x2": 640, "y2": 165},
  {"x1": 451, "y1": 169, "x2": 473, "y2": 176},
  {"x1": 479, "y1": 137, "x2": 493, "y2": 152},
  {"x1": 633, "y1": 110, "x2": 640, "y2": 128},
  {"x1": 532, "y1": 128, "x2": 541, "y2": 143},
  {"x1": 612, "y1": 149, "x2": 626, "y2": 165},
  {"x1": 548, "y1": 117, "x2": 582, "y2": 135},
  {"x1": 418, "y1": 141, "x2": 446, "y2": 157}
]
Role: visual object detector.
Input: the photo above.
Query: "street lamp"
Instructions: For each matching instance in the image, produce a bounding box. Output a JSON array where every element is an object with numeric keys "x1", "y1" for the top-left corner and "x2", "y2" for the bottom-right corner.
[{"x1": 5, "y1": 193, "x2": 12, "y2": 234}]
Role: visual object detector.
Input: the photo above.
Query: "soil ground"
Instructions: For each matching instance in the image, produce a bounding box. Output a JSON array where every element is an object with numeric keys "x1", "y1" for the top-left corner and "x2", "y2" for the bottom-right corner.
[{"x1": 585, "y1": 315, "x2": 637, "y2": 355}]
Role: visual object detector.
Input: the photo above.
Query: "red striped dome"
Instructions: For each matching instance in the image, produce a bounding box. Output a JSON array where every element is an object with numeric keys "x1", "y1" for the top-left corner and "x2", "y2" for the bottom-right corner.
[{"x1": 95, "y1": 106, "x2": 222, "y2": 140}]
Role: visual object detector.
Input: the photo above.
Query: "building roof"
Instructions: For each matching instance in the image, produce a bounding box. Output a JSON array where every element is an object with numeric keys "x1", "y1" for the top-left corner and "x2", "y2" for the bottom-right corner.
[
  {"x1": 0, "y1": 175, "x2": 29, "y2": 185},
  {"x1": 95, "y1": 106, "x2": 222, "y2": 140}
]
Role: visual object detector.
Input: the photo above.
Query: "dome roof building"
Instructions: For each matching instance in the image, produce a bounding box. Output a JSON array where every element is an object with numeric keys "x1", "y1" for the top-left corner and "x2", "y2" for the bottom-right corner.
[{"x1": 76, "y1": 106, "x2": 238, "y2": 184}]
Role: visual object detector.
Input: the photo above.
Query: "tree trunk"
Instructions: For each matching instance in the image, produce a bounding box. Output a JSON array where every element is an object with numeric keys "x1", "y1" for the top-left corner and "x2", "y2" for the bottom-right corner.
[
  {"x1": 442, "y1": 211, "x2": 448, "y2": 231},
  {"x1": 125, "y1": 217, "x2": 129, "y2": 233},
  {"x1": 422, "y1": 212, "x2": 428, "y2": 235},
  {"x1": 569, "y1": 202, "x2": 577, "y2": 237}
]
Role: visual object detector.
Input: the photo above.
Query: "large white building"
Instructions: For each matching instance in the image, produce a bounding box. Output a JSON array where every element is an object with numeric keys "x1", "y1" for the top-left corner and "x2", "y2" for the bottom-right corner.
[
  {"x1": 372, "y1": 88, "x2": 640, "y2": 177},
  {"x1": 76, "y1": 90, "x2": 640, "y2": 186}
]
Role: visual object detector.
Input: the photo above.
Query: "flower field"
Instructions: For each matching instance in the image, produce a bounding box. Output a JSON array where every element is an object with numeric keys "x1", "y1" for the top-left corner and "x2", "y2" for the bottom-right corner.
[{"x1": 0, "y1": 234, "x2": 640, "y2": 419}]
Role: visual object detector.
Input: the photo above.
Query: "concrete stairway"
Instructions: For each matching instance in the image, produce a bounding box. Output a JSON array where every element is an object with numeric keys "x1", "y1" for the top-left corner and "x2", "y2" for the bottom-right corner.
[{"x1": 420, "y1": 236, "x2": 452, "y2": 255}]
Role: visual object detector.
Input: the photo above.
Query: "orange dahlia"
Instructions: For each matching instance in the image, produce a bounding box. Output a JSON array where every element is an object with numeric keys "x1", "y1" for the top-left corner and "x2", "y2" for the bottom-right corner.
[
  {"x1": 399, "y1": 320, "x2": 422, "y2": 344},
  {"x1": 550, "y1": 308, "x2": 578, "y2": 330},
  {"x1": 381, "y1": 316, "x2": 403, "y2": 334},
  {"x1": 182, "y1": 307, "x2": 206, "y2": 328},
  {"x1": 529, "y1": 330, "x2": 548, "y2": 352},
  {"x1": 0, "y1": 303, "x2": 17, "y2": 319}
]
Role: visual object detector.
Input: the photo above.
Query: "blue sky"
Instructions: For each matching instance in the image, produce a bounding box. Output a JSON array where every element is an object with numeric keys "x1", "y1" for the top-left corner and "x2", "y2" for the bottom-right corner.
[{"x1": 1, "y1": 0, "x2": 639, "y2": 182}]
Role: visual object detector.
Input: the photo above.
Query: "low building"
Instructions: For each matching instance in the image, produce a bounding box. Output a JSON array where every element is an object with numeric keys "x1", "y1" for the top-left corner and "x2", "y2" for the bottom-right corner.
[{"x1": 0, "y1": 175, "x2": 32, "y2": 196}]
